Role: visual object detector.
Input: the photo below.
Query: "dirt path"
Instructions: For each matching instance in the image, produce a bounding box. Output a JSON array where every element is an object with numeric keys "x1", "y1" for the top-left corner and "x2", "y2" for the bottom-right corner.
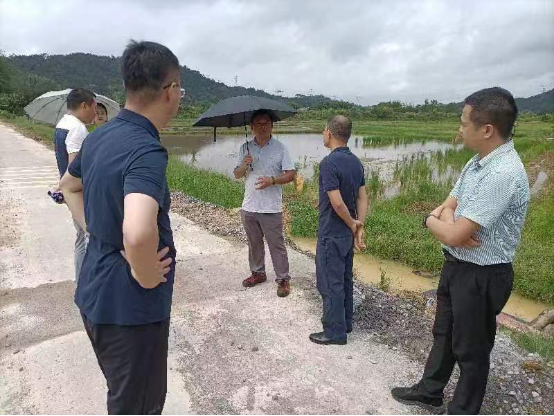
[{"x1": 0, "y1": 122, "x2": 420, "y2": 414}]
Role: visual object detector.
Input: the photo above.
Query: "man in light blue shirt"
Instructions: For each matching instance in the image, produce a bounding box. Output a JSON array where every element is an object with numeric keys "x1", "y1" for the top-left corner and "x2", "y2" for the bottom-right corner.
[
  {"x1": 392, "y1": 88, "x2": 530, "y2": 415},
  {"x1": 234, "y1": 110, "x2": 296, "y2": 297}
]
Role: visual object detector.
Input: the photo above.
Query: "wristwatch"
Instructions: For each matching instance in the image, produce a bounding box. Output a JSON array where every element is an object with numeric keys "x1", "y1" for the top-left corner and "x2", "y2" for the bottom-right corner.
[
  {"x1": 271, "y1": 176, "x2": 276, "y2": 185},
  {"x1": 423, "y1": 213, "x2": 438, "y2": 228}
]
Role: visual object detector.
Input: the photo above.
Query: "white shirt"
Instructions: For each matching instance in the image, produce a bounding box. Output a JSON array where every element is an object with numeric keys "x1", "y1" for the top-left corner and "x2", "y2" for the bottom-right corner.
[
  {"x1": 236, "y1": 137, "x2": 295, "y2": 213},
  {"x1": 56, "y1": 114, "x2": 89, "y2": 153}
]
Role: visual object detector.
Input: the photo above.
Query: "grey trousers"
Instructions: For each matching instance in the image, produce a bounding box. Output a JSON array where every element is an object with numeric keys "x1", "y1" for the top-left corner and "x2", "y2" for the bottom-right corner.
[
  {"x1": 73, "y1": 219, "x2": 87, "y2": 284},
  {"x1": 240, "y1": 210, "x2": 291, "y2": 282}
]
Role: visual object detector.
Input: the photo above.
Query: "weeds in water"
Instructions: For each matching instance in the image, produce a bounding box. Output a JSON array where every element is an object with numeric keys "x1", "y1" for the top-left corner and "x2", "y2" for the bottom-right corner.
[
  {"x1": 312, "y1": 161, "x2": 320, "y2": 179},
  {"x1": 360, "y1": 121, "x2": 460, "y2": 147},
  {"x1": 367, "y1": 168, "x2": 384, "y2": 199},
  {"x1": 378, "y1": 268, "x2": 391, "y2": 292}
]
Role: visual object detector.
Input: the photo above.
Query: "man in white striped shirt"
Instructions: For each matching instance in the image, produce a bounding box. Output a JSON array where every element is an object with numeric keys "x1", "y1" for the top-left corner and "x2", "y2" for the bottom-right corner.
[{"x1": 392, "y1": 88, "x2": 530, "y2": 415}]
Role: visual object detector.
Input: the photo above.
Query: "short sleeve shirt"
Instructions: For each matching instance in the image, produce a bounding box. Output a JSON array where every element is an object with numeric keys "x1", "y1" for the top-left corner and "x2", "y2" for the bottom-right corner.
[
  {"x1": 444, "y1": 140, "x2": 530, "y2": 265},
  {"x1": 318, "y1": 147, "x2": 365, "y2": 238},
  {"x1": 54, "y1": 114, "x2": 89, "y2": 176},
  {"x1": 68, "y1": 109, "x2": 175, "y2": 325},
  {"x1": 235, "y1": 137, "x2": 295, "y2": 213}
]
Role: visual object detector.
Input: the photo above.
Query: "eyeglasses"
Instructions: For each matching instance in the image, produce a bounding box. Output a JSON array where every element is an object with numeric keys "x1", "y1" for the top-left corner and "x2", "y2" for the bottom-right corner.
[{"x1": 163, "y1": 82, "x2": 186, "y2": 99}]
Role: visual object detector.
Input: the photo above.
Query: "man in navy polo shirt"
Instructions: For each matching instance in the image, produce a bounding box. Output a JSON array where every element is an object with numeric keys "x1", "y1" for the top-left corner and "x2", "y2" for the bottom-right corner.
[
  {"x1": 60, "y1": 40, "x2": 184, "y2": 414},
  {"x1": 309, "y1": 115, "x2": 368, "y2": 346}
]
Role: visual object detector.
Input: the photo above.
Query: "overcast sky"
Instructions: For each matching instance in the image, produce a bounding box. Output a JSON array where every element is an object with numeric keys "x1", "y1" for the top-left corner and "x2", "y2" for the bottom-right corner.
[{"x1": 1, "y1": 0, "x2": 553, "y2": 105}]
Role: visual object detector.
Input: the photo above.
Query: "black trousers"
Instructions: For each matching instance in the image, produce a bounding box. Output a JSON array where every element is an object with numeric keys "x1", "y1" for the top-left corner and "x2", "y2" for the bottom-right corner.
[
  {"x1": 316, "y1": 235, "x2": 354, "y2": 340},
  {"x1": 419, "y1": 254, "x2": 513, "y2": 415},
  {"x1": 81, "y1": 314, "x2": 170, "y2": 415}
]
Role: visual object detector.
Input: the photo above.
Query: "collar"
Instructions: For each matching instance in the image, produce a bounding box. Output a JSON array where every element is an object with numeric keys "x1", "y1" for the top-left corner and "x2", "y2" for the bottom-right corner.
[
  {"x1": 331, "y1": 146, "x2": 350, "y2": 154},
  {"x1": 253, "y1": 135, "x2": 273, "y2": 147},
  {"x1": 475, "y1": 140, "x2": 515, "y2": 168},
  {"x1": 117, "y1": 109, "x2": 160, "y2": 141},
  {"x1": 64, "y1": 113, "x2": 86, "y2": 126}
]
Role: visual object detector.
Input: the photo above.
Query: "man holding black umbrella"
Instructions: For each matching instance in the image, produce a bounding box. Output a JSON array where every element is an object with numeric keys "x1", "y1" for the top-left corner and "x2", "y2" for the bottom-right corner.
[{"x1": 234, "y1": 109, "x2": 296, "y2": 297}]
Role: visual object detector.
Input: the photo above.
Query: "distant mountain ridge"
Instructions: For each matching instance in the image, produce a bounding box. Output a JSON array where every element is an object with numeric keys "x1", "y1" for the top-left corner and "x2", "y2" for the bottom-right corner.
[
  {"x1": 4, "y1": 53, "x2": 553, "y2": 113},
  {"x1": 5, "y1": 53, "x2": 350, "y2": 109}
]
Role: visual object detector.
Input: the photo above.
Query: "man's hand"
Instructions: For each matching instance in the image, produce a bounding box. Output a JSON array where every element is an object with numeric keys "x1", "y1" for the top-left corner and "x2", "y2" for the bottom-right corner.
[
  {"x1": 60, "y1": 171, "x2": 86, "y2": 231},
  {"x1": 255, "y1": 176, "x2": 273, "y2": 190},
  {"x1": 234, "y1": 154, "x2": 254, "y2": 179},
  {"x1": 121, "y1": 246, "x2": 173, "y2": 287},
  {"x1": 243, "y1": 154, "x2": 253, "y2": 167},
  {"x1": 355, "y1": 224, "x2": 366, "y2": 251},
  {"x1": 461, "y1": 235, "x2": 481, "y2": 248},
  {"x1": 430, "y1": 205, "x2": 445, "y2": 219},
  {"x1": 349, "y1": 219, "x2": 363, "y2": 236}
]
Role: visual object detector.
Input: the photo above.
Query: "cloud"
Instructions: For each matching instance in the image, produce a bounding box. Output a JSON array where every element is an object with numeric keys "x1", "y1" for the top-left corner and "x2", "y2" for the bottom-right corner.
[{"x1": 1, "y1": 0, "x2": 552, "y2": 104}]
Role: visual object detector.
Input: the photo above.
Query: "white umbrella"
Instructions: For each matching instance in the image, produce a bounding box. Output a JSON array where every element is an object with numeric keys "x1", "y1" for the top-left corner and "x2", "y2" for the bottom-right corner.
[{"x1": 24, "y1": 89, "x2": 121, "y2": 126}]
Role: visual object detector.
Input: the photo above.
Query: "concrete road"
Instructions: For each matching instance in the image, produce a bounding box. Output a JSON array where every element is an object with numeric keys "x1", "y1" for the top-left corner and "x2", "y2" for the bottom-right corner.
[{"x1": 0, "y1": 122, "x2": 420, "y2": 414}]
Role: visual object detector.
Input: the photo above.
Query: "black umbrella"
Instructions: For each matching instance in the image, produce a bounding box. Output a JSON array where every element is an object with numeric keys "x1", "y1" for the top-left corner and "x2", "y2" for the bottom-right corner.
[{"x1": 193, "y1": 95, "x2": 297, "y2": 143}]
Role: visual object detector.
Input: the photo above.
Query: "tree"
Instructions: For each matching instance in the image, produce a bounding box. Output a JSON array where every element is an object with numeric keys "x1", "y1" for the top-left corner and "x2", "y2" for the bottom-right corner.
[{"x1": 0, "y1": 56, "x2": 13, "y2": 93}]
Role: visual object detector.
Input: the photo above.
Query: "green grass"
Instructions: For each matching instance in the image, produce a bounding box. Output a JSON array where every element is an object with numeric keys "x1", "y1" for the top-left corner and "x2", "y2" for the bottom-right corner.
[
  {"x1": 166, "y1": 156, "x2": 244, "y2": 208},
  {"x1": 0, "y1": 111, "x2": 54, "y2": 145},
  {"x1": 364, "y1": 181, "x2": 452, "y2": 272},
  {"x1": 513, "y1": 187, "x2": 554, "y2": 304},
  {"x1": 508, "y1": 330, "x2": 554, "y2": 362}
]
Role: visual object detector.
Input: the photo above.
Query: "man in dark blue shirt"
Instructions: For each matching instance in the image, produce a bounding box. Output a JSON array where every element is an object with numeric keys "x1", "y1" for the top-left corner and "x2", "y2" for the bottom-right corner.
[
  {"x1": 60, "y1": 40, "x2": 185, "y2": 414},
  {"x1": 309, "y1": 115, "x2": 368, "y2": 346}
]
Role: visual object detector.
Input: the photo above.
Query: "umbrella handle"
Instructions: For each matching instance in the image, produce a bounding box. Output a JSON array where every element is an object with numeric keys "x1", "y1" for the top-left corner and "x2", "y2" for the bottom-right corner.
[
  {"x1": 245, "y1": 121, "x2": 253, "y2": 171},
  {"x1": 246, "y1": 140, "x2": 253, "y2": 171}
]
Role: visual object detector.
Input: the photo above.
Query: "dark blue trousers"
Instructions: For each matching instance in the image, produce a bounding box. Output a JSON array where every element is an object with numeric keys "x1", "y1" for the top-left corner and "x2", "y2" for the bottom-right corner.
[{"x1": 316, "y1": 235, "x2": 354, "y2": 340}]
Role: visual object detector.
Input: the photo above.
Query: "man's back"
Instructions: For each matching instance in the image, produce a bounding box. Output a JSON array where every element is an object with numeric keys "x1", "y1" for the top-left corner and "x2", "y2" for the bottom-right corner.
[
  {"x1": 318, "y1": 147, "x2": 365, "y2": 238},
  {"x1": 69, "y1": 109, "x2": 175, "y2": 325}
]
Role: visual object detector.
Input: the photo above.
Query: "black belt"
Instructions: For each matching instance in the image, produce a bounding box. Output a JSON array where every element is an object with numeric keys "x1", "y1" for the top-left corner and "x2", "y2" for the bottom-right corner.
[
  {"x1": 442, "y1": 249, "x2": 472, "y2": 264},
  {"x1": 442, "y1": 249, "x2": 511, "y2": 268}
]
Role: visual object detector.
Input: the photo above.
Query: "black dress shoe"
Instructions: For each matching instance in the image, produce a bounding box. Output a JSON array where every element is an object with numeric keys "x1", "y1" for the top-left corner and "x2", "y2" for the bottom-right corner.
[
  {"x1": 309, "y1": 332, "x2": 347, "y2": 345},
  {"x1": 391, "y1": 385, "x2": 444, "y2": 414}
]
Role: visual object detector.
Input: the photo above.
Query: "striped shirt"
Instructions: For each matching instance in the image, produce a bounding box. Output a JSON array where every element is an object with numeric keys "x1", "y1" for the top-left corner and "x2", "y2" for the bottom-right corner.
[{"x1": 444, "y1": 140, "x2": 530, "y2": 265}]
